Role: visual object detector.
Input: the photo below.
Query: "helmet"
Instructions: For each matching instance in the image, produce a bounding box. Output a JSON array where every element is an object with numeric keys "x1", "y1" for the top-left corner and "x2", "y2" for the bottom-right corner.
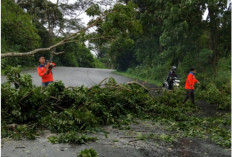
[{"x1": 172, "y1": 66, "x2": 177, "y2": 70}]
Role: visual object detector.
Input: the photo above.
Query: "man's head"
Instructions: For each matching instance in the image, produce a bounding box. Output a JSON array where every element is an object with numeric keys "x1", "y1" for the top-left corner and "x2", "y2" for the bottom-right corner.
[
  {"x1": 190, "y1": 67, "x2": 196, "y2": 73},
  {"x1": 172, "y1": 66, "x2": 177, "y2": 71},
  {"x1": 39, "y1": 56, "x2": 45, "y2": 64}
]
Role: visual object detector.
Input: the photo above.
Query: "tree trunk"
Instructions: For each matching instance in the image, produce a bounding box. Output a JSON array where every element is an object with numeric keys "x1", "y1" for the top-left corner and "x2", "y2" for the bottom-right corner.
[{"x1": 208, "y1": 4, "x2": 218, "y2": 76}]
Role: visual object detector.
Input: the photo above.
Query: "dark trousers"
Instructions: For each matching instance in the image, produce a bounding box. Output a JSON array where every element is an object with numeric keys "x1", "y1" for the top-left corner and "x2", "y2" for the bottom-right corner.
[
  {"x1": 183, "y1": 89, "x2": 195, "y2": 104},
  {"x1": 42, "y1": 81, "x2": 53, "y2": 87},
  {"x1": 168, "y1": 80, "x2": 173, "y2": 90}
]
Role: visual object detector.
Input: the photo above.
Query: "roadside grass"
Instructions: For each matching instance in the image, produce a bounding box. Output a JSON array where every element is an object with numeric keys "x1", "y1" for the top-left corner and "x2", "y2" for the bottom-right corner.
[{"x1": 114, "y1": 71, "x2": 162, "y2": 86}]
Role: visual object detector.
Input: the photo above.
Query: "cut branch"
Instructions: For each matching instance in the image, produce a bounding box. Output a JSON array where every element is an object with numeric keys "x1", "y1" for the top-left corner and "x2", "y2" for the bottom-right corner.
[{"x1": 127, "y1": 81, "x2": 150, "y2": 91}]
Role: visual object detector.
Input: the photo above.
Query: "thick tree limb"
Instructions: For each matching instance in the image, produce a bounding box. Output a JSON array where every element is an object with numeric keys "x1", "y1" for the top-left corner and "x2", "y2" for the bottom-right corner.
[
  {"x1": 1, "y1": 17, "x2": 102, "y2": 58},
  {"x1": 2, "y1": 48, "x2": 50, "y2": 57}
]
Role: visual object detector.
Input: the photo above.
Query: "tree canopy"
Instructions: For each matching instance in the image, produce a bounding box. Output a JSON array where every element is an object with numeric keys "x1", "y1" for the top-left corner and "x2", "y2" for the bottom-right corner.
[{"x1": 2, "y1": 0, "x2": 41, "y2": 52}]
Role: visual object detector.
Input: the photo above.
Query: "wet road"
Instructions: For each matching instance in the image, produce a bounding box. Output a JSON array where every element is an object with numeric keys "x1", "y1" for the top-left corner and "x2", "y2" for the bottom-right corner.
[{"x1": 1, "y1": 67, "x2": 133, "y2": 87}]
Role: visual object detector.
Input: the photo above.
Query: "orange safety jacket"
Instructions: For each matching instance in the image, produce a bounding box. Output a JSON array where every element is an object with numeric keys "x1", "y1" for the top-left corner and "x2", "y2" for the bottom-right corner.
[
  {"x1": 37, "y1": 63, "x2": 56, "y2": 83},
  {"x1": 185, "y1": 72, "x2": 199, "y2": 90}
]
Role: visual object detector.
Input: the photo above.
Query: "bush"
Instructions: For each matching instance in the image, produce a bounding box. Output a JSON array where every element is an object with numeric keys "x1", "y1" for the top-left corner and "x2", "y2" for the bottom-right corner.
[
  {"x1": 197, "y1": 83, "x2": 230, "y2": 110},
  {"x1": 94, "y1": 57, "x2": 106, "y2": 69}
]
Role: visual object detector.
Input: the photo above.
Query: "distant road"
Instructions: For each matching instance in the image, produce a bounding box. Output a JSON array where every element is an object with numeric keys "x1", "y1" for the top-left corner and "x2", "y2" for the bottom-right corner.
[{"x1": 1, "y1": 67, "x2": 133, "y2": 87}]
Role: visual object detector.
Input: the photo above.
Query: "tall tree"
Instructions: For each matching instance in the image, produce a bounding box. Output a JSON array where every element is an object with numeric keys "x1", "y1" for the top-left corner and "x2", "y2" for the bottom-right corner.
[{"x1": 206, "y1": 0, "x2": 230, "y2": 74}]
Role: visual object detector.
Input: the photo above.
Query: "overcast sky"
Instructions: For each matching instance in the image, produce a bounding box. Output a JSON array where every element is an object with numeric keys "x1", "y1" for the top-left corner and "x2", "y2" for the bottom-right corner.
[
  {"x1": 49, "y1": 0, "x2": 232, "y2": 25},
  {"x1": 49, "y1": 0, "x2": 117, "y2": 27}
]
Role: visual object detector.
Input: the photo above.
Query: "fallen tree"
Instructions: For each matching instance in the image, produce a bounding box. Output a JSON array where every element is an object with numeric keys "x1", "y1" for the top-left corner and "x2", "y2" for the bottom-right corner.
[{"x1": 1, "y1": 67, "x2": 231, "y2": 147}]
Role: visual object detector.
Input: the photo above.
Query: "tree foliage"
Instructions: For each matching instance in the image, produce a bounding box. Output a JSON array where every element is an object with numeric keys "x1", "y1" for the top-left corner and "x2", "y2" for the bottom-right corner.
[
  {"x1": 1, "y1": 0, "x2": 41, "y2": 52},
  {"x1": 55, "y1": 42, "x2": 95, "y2": 67}
]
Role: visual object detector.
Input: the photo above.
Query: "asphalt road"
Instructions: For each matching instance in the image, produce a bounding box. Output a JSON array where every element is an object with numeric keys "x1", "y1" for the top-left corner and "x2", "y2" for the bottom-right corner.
[{"x1": 1, "y1": 67, "x2": 133, "y2": 87}]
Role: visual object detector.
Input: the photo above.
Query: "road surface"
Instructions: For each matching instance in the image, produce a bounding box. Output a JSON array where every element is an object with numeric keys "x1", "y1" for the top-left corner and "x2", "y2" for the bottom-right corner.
[{"x1": 1, "y1": 67, "x2": 133, "y2": 87}]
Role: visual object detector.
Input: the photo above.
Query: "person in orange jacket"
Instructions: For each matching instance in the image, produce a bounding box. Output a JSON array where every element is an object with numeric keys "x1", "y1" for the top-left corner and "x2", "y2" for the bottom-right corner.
[
  {"x1": 183, "y1": 67, "x2": 200, "y2": 104},
  {"x1": 37, "y1": 56, "x2": 56, "y2": 87}
]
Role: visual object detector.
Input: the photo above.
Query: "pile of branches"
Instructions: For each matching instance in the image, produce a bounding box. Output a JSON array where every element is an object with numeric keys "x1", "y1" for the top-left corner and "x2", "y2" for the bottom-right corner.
[
  {"x1": 2, "y1": 67, "x2": 231, "y2": 148},
  {"x1": 2, "y1": 67, "x2": 151, "y2": 140}
]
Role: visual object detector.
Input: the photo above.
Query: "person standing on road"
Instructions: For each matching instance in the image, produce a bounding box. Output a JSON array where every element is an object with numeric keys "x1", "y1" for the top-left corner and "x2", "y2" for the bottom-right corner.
[
  {"x1": 37, "y1": 56, "x2": 56, "y2": 87},
  {"x1": 183, "y1": 67, "x2": 200, "y2": 105},
  {"x1": 167, "y1": 66, "x2": 178, "y2": 90}
]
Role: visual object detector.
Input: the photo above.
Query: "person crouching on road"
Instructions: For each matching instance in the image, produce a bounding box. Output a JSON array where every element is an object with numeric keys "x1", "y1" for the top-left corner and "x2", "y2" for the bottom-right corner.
[
  {"x1": 37, "y1": 56, "x2": 56, "y2": 87},
  {"x1": 183, "y1": 67, "x2": 200, "y2": 105}
]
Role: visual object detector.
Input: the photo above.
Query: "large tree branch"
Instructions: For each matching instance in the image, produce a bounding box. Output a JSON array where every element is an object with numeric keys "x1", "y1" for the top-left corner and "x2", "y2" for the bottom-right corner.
[{"x1": 1, "y1": 17, "x2": 102, "y2": 58}]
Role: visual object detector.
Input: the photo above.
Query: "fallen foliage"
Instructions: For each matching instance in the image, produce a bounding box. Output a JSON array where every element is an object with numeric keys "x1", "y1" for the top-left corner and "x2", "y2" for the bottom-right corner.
[
  {"x1": 77, "y1": 148, "x2": 98, "y2": 157},
  {"x1": 1, "y1": 67, "x2": 231, "y2": 148}
]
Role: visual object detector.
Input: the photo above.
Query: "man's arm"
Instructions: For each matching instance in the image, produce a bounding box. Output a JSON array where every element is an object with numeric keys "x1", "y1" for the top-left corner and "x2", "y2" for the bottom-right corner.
[
  {"x1": 48, "y1": 62, "x2": 56, "y2": 70},
  {"x1": 194, "y1": 77, "x2": 199, "y2": 84},
  {"x1": 37, "y1": 67, "x2": 48, "y2": 77}
]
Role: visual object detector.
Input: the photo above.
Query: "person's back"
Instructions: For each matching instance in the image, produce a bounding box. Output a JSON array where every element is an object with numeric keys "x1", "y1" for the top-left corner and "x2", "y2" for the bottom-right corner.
[
  {"x1": 167, "y1": 66, "x2": 178, "y2": 90},
  {"x1": 168, "y1": 70, "x2": 178, "y2": 79},
  {"x1": 183, "y1": 67, "x2": 200, "y2": 104}
]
